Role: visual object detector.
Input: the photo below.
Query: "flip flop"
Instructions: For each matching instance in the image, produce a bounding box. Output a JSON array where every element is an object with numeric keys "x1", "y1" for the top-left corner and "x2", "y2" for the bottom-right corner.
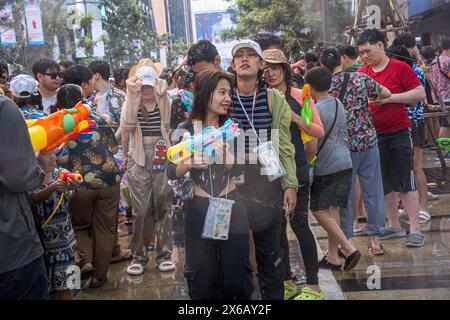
[
  {"x1": 343, "y1": 250, "x2": 361, "y2": 271},
  {"x1": 368, "y1": 243, "x2": 384, "y2": 256},
  {"x1": 80, "y1": 263, "x2": 96, "y2": 280},
  {"x1": 111, "y1": 249, "x2": 132, "y2": 264},
  {"x1": 318, "y1": 256, "x2": 342, "y2": 271},
  {"x1": 89, "y1": 277, "x2": 108, "y2": 289}
]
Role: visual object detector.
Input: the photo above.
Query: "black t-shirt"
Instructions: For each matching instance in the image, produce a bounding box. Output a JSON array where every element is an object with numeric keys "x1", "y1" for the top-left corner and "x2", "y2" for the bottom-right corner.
[{"x1": 286, "y1": 88, "x2": 307, "y2": 167}]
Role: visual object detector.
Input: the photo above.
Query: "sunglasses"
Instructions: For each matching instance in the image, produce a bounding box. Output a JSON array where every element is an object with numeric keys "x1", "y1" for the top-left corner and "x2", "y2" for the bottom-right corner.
[{"x1": 43, "y1": 72, "x2": 63, "y2": 79}]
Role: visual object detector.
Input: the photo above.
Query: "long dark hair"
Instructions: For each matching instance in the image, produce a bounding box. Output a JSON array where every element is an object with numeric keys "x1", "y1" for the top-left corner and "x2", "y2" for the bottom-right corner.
[{"x1": 190, "y1": 70, "x2": 233, "y2": 124}]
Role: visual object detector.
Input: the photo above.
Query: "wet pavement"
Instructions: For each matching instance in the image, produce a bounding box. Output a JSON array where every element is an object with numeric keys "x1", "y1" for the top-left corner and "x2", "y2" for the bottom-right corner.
[{"x1": 77, "y1": 150, "x2": 450, "y2": 300}]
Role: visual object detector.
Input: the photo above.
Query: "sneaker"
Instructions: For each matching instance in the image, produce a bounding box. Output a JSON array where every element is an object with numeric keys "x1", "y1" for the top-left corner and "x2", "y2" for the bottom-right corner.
[
  {"x1": 406, "y1": 232, "x2": 425, "y2": 247},
  {"x1": 380, "y1": 228, "x2": 406, "y2": 240},
  {"x1": 284, "y1": 281, "x2": 298, "y2": 300}
]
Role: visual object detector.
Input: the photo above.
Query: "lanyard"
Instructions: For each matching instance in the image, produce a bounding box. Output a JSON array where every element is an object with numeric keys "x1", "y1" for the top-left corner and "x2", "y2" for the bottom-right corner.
[
  {"x1": 208, "y1": 165, "x2": 230, "y2": 199},
  {"x1": 235, "y1": 89, "x2": 262, "y2": 144}
]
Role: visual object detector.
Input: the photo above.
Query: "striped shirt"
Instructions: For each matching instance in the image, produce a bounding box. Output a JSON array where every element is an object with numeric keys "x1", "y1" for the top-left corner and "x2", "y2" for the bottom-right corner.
[
  {"x1": 229, "y1": 87, "x2": 272, "y2": 152},
  {"x1": 137, "y1": 107, "x2": 162, "y2": 137}
]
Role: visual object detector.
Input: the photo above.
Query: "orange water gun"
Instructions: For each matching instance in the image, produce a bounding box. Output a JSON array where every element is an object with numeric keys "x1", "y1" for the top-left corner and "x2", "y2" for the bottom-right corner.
[
  {"x1": 26, "y1": 101, "x2": 96, "y2": 152},
  {"x1": 59, "y1": 171, "x2": 83, "y2": 183}
]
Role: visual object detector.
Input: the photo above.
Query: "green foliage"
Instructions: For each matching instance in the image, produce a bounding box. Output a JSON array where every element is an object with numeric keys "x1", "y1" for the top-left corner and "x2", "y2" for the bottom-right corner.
[
  {"x1": 222, "y1": 0, "x2": 353, "y2": 59},
  {"x1": 103, "y1": 0, "x2": 159, "y2": 68}
]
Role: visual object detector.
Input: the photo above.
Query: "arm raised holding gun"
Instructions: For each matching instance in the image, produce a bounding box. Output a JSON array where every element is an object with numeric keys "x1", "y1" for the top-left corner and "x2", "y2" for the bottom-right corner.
[{"x1": 167, "y1": 119, "x2": 240, "y2": 164}]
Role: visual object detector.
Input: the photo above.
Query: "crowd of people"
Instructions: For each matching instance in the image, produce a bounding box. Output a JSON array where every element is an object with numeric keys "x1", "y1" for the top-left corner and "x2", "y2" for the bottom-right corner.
[{"x1": 0, "y1": 28, "x2": 449, "y2": 301}]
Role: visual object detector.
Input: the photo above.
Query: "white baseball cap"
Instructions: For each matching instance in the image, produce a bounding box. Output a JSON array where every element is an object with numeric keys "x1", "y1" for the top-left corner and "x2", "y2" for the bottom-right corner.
[
  {"x1": 232, "y1": 39, "x2": 263, "y2": 58},
  {"x1": 10, "y1": 74, "x2": 39, "y2": 99},
  {"x1": 135, "y1": 66, "x2": 158, "y2": 86}
]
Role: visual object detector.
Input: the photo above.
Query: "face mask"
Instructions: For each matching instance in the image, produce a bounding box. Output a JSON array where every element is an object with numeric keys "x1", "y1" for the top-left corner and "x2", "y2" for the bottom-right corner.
[{"x1": 180, "y1": 89, "x2": 193, "y2": 113}]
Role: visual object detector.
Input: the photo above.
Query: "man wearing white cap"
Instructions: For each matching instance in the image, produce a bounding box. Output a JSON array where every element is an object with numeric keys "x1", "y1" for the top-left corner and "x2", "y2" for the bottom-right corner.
[
  {"x1": 228, "y1": 39, "x2": 298, "y2": 300},
  {"x1": 121, "y1": 64, "x2": 175, "y2": 275}
]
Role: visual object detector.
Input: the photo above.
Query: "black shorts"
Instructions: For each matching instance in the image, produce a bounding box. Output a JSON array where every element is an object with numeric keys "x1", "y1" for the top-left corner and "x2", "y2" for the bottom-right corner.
[
  {"x1": 378, "y1": 129, "x2": 416, "y2": 195},
  {"x1": 411, "y1": 120, "x2": 427, "y2": 148},
  {"x1": 310, "y1": 168, "x2": 352, "y2": 212},
  {"x1": 439, "y1": 116, "x2": 450, "y2": 128}
]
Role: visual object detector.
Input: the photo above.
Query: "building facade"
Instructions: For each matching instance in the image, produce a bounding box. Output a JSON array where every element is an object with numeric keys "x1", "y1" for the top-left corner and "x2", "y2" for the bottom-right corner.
[{"x1": 407, "y1": 0, "x2": 450, "y2": 47}]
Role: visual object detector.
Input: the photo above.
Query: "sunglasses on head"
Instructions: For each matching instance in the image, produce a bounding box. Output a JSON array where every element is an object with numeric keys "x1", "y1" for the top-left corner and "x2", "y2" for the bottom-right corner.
[{"x1": 43, "y1": 72, "x2": 63, "y2": 79}]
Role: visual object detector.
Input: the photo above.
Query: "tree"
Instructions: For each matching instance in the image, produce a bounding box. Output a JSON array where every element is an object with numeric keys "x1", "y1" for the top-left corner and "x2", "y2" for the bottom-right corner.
[
  {"x1": 159, "y1": 33, "x2": 188, "y2": 69},
  {"x1": 103, "y1": 0, "x2": 160, "y2": 69},
  {"x1": 221, "y1": 0, "x2": 353, "y2": 59}
]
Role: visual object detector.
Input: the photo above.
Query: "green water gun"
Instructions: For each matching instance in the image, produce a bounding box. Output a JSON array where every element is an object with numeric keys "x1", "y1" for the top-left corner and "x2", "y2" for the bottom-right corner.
[{"x1": 300, "y1": 84, "x2": 313, "y2": 142}]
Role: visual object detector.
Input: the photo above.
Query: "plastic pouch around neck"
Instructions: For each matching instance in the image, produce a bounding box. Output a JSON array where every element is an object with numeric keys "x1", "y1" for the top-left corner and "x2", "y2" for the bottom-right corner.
[
  {"x1": 235, "y1": 89, "x2": 286, "y2": 182},
  {"x1": 201, "y1": 166, "x2": 234, "y2": 240}
]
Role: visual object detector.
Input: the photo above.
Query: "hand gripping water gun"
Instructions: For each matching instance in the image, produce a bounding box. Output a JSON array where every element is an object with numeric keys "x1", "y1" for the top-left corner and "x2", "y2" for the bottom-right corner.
[
  {"x1": 26, "y1": 101, "x2": 97, "y2": 152},
  {"x1": 59, "y1": 171, "x2": 83, "y2": 183},
  {"x1": 167, "y1": 119, "x2": 240, "y2": 164},
  {"x1": 437, "y1": 137, "x2": 450, "y2": 153},
  {"x1": 41, "y1": 170, "x2": 83, "y2": 229},
  {"x1": 300, "y1": 84, "x2": 313, "y2": 143}
]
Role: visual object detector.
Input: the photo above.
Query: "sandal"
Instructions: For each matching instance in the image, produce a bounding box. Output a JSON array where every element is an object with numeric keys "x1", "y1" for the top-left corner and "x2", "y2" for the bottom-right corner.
[
  {"x1": 318, "y1": 256, "x2": 342, "y2": 271},
  {"x1": 368, "y1": 243, "x2": 384, "y2": 256},
  {"x1": 80, "y1": 263, "x2": 95, "y2": 280},
  {"x1": 158, "y1": 261, "x2": 176, "y2": 272},
  {"x1": 127, "y1": 260, "x2": 145, "y2": 276},
  {"x1": 89, "y1": 277, "x2": 108, "y2": 289},
  {"x1": 111, "y1": 249, "x2": 132, "y2": 264},
  {"x1": 294, "y1": 287, "x2": 325, "y2": 300},
  {"x1": 343, "y1": 250, "x2": 361, "y2": 271},
  {"x1": 284, "y1": 281, "x2": 298, "y2": 300}
]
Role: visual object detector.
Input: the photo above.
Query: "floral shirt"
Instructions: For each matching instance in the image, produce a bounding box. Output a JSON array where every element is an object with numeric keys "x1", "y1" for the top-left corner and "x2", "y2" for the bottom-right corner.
[
  {"x1": 408, "y1": 64, "x2": 426, "y2": 121},
  {"x1": 430, "y1": 54, "x2": 450, "y2": 102},
  {"x1": 67, "y1": 113, "x2": 121, "y2": 190},
  {"x1": 95, "y1": 86, "x2": 126, "y2": 129},
  {"x1": 330, "y1": 71, "x2": 382, "y2": 152}
]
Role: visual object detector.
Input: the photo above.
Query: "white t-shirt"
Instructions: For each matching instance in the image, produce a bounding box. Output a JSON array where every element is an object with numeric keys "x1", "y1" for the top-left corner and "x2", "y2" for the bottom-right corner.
[
  {"x1": 41, "y1": 95, "x2": 56, "y2": 114},
  {"x1": 95, "y1": 91, "x2": 108, "y2": 116}
]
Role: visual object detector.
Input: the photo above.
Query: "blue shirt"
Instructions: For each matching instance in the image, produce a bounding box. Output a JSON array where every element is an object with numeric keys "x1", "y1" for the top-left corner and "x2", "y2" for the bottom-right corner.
[{"x1": 407, "y1": 64, "x2": 426, "y2": 121}]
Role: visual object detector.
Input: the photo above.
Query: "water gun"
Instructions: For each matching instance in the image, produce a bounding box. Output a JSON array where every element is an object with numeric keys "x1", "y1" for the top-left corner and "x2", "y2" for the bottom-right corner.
[
  {"x1": 300, "y1": 84, "x2": 313, "y2": 143},
  {"x1": 26, "y1": 101, "x2": 97, "y2": 152},
  {"x1": 437, "y1": 138, "x2": 450, "y2": 153},
  {"x1": 59, "y1": 170, "x2": 83, "y2": 183},
  {"x1": 167, "y1": 119, "x2": 240, "y2": 164}
]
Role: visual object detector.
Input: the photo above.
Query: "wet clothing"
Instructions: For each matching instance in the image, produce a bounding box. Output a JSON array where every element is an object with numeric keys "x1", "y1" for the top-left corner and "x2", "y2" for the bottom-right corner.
[
  {"x1": 0, "y1": 96, "x2": 45, "y2": 275},
  {"x1": 314, "y1": 97, "x2": 352, "y2": 176},
  {"x1": 330, "y1": 71, "x2": 382, "y2": 152},
  {"x1": 167, "y1": 120, "x2": 244, "y2": 197},
  {"x1": 67, "y1": 113, "x2": 121, "y2": 190},
  {"x1": 229, "y1": 88, "x2": 272, "y2": 153},
  {"x1": 33, "y1": 169, "x2": 77, "y2": 293},
  {"x1": 183, "y1": 194, "x2": 253, "y2": 300},
  {"x1": 137, "y1": 107, "x2": 162, "y2": 137},
  {"x1": 358, "y1": 59, "x2": 421, "y2": 135}
]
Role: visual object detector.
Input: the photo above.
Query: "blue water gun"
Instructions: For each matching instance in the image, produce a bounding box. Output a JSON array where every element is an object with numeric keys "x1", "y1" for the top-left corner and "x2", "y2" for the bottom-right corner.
[{"x1": 167, "y1": 119, "x2": 240, "y2": 164}]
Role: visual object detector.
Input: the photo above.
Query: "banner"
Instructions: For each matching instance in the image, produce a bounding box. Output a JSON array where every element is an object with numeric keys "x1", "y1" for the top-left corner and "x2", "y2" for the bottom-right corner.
[
  {"x1": 0, "y1": 3, "x2": 17, "y2": 46},
  {"x1": 92, "y1": 20, "x2": 105, "y2": 58},
  {"x1": 24, "y1": 0, "x2": 45, "y2": 46}
]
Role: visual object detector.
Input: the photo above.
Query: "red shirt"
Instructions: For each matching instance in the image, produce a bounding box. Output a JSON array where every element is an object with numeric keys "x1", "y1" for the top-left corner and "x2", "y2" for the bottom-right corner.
[{"x1": 358, "y1": 58, "x2": 420, "y2": 135}]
